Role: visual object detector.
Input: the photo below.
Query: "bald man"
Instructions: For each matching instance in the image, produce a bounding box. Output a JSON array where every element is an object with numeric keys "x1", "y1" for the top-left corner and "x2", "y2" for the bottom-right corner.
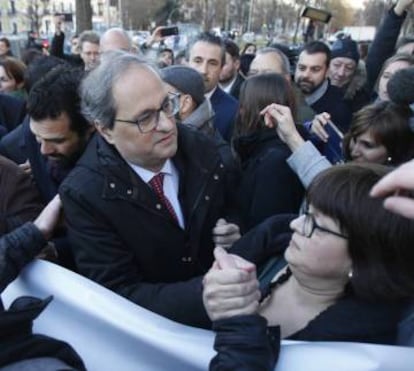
[{"x1": 100, "y1": 28, "x2": 133, "y2": 53}]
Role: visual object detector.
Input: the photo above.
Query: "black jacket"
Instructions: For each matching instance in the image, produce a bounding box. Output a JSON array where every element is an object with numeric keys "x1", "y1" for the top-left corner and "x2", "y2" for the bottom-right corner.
[
  {"x1": 0, "y1": 224, "x2": 86, "y2": 370},
  {"x1": 0, "y1": 94, "x2": 26, "y2": 137},
  {"x1": 59, "y1": 127, "x2": 240, "y2": 327},
  {"x1": 210, "y1": 315, "x2": 280, "y2": 371},
  {"x1": 234, "y1": 129, "x2": 304, "y2": 231}
]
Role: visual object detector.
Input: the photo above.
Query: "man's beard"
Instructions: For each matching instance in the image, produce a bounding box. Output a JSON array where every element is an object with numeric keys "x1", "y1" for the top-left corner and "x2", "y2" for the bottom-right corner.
[{"x1": 297, "y1": 77, "x2": 323, "y2": 95}]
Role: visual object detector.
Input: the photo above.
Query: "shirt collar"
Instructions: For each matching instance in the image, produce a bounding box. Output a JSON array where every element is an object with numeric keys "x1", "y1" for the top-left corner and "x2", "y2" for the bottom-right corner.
[{"x1": 128, "y1": 159, "x2": 173, "y2": 184}]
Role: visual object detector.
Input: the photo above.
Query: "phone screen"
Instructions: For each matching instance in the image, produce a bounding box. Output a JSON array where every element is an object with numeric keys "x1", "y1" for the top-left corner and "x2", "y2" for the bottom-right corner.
[{"x1": 160, "y1": 26, "x2": 179, "y2": 37}]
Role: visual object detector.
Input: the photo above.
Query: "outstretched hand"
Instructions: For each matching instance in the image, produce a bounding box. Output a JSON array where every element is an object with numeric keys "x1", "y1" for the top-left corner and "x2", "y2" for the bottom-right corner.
[
  {"x1": 212, "y1": 218, "x2": 241, "y2": 250},
  {"x1": 260, "y1": 103, "x2": 305, "y2": 152},
  {"x1": 202, "y1": 247, "x2": 260, "y2": 321},
  {"x1": 370, "y1": 160, "x2": 414, "y2": 219}
]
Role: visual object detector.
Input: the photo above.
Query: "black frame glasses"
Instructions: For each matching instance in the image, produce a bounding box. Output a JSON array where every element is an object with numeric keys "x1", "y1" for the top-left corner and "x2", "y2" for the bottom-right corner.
[
  {"x1": 115, "y1": 92, "x2": 180, "y2": 134},
  {"x1": 302, "y1": 211, "x2": 348, "y2": 239}
]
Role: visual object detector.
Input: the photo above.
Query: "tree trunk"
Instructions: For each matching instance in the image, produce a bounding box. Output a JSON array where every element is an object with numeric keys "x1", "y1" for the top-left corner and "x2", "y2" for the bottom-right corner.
[{"x1": 75, "y1": 0, "x2": 93, "y2": 33}]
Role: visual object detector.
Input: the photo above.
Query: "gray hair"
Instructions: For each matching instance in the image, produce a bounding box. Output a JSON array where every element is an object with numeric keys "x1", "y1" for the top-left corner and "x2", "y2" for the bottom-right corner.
[
  {"x1": 80, "y1": 50, "x2": 158, "y2": 129},
  {"x1": 256, "y1": 47, "x2": 291, "y2": 76}
]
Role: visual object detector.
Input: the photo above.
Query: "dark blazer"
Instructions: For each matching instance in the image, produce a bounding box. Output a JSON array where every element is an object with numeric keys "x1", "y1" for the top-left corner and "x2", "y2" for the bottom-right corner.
[
  {"x1": 228, "y1": 73, "x2": 245, "y2": 100},
  {"x1": 0, "y1": 94, "x2": 26, "y2": 136},
  {"x1": 59, "y1": 126, "x2": 240, "y2": 328},
  {"x1": 210, "y1": 87, "x2": 238, "y2": 142}
]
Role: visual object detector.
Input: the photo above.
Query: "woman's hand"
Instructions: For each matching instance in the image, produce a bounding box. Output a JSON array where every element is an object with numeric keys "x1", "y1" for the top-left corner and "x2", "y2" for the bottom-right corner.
[
  {"x1": 260, "y1": 103, "x2": 305, "y2": 152},
  {"x1": 34, "y1": 195, "x2": 62, "y2": 240},
  {"x1": 212, "y1": 218, "x2": 241, "y2": 250},
  {"x1": 309, "y1": 112, "x2": 331, "y2": 142},
  {"x1": 203, "y1": 247, "x2": 261, "y2": 321}
]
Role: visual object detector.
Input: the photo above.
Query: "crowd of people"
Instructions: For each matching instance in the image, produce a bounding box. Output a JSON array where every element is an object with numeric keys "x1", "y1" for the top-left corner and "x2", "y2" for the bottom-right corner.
[{"x1": 1, "y1": 0, "x2": 414, "y2": 369}]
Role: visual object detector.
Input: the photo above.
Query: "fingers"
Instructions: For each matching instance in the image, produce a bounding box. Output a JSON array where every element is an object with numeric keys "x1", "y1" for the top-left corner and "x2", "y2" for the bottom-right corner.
[
  {"x1": 213, "y1": 219, "x2": 241, "y2": 249},
  {"x1": 202, "y1": 266, "x2": 260, "y2": 321},
  {"x1": 310, "y1": 113, "x2": 330, "y2": 142},
  {"x1": 383, "y1": 196, "x2": 414, "y2": 219},
  {"x1": 213, "y1": 247, "x2": 256, "y2": 272},
  {"x1": 370, "y1": 160, "x2": 414, "y2": 197}
]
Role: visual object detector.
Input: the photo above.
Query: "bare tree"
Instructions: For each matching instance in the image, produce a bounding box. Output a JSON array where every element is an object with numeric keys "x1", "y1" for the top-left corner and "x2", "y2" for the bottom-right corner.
[
  {"x1": 75, "y1": 0, "x2": 93, "y2": 33},
  {"x1": 26, "y1": 0, "x2": 51, "y2": 34}
]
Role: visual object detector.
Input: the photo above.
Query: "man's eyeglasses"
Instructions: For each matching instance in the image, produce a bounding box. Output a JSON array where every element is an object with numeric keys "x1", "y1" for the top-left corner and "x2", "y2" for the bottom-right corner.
[
  {"x1": 301, "y1": 211, "x2": 348, "y2": 239},
  {"x1": 115, "y1": 92, "x2": 180, "y2": 134}
]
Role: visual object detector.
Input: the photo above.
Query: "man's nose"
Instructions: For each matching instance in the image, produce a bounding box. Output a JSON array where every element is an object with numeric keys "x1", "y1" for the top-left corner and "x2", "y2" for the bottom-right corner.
[{"x1": 40, "y1": 141, "x2": 55, "y2": 156}]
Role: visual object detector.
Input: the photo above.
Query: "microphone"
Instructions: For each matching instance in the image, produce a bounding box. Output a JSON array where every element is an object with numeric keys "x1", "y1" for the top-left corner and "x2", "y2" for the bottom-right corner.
[{"x1": 387, "y1": 67, "x2": 414, "y2": 105}]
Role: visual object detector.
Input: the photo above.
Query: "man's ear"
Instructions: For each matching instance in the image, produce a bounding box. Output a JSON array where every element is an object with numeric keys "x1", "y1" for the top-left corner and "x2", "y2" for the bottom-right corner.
[
  {"x1": 235, "y1": 59, "x2": 241, "y2": 71},
  {"x1": 94, "y1": 121, "x2": 115, "y2": 144},
  {"x1": 180, "y1": 94, "x2": 196, "y2": 117}
]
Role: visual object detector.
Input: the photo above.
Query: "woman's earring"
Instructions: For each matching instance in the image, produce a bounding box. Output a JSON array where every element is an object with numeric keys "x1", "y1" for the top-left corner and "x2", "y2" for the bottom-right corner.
[
  {"x1": 348, "y1": 270, "x2": 353, "y2": 279},
  {"x1": 387, "y1": 156, "x2": 393, "y2": 164}
]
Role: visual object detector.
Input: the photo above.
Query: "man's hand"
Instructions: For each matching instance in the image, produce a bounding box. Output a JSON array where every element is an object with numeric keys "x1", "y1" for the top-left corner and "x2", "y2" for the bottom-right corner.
[
  {"x1": 19, "y1": 160, "x2": 32, "y2": 176},
  {"x1": 370, "y1": 160, "x2": 414, "y2": 219},
  {"x1": 212, "y1": 218, "x2": 241, "y2": 250},
  {"x1": 260, "y1": 103, "x2": 305, "y2": 152},
  {"x1": 202, "y1": 247, "x2": 260, "y2": 321},
  {"x1": 34, "y1": 195, "x2": 62, "y2": 240}
]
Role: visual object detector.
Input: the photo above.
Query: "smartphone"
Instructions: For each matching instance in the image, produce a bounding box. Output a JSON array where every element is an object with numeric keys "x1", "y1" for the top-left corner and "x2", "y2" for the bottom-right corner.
[
  {"x1": 160, "y1": 26, "x2": 179, "y2": 37},
  {"x1": 324, "y1": 120, "x2": 344, "y2": 164}
]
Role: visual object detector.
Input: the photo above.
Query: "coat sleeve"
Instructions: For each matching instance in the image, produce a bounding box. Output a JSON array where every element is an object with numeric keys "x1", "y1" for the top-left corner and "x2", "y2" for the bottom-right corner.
[
  {"x1": 365, "y1": 6, "x2": 407, "y2": 94},
  {"x1": 0, "y1": 156, "x2": 43, "y2": 235},
  {"x1": 59, "y1": 184, "x2": 211, "y2": 328},
  {"x1": 210, "y1": 315, "x2": 280, "y2": 371},
  {"x1": 0, "y1": 222, "x2": 46, "y2": 293}
]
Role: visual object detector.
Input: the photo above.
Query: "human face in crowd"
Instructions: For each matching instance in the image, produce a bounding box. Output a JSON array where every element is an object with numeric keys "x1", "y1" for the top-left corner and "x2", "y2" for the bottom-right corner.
[
  {"x1": 80, "y1": 41, "x2": 100, "y2": 71},
  {"x1": 99, "y1": 65, "x2": 177, "y2": 172},
  {"x1": 349, "y1": 130, "x2": 388, "y2": 164},
  {"x1": 294, "y1": 51, "x2": 328, "y2": 95},
  {"x1": 0, "y1": 66, "x2": 17, "y2": 93},
  {"x1": 159, "y1": 50, "x2": 174, "y2": 67},
  {"x1": 248, "y1": 52, "x2": 284, "y2": 76},
  {"x1": 70, "y1": 37, "x2": 79, "y2": 54},
  {"x1": 286, "y1": 205, "x2": 351, "y2": 280},
  {"x1": 30, "y1": 112, "x2": 88, "y2": 166},
  {"x1": 378, "y1": 60, "x2": 410, "y2": 101},
  {"x1": 188, "y1": 41, "x2": 222, "y2": 93},
  {"x1": 219, "y1": 52, "x2": 239, "y2": 84},
  {"x1": 0, "y1": 41, "x2": 9, "y2": 57},
  {"x1": 329, "y1": 57, "x2": 357, "y2": 88},
  {"x1": 244, "y1": 45, "x2": 256, "y2": 55}
]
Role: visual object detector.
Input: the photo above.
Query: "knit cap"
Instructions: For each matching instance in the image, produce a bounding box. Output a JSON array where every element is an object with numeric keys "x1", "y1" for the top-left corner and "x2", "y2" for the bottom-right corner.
[
  {"x1": 331, "y1": 37, "x2": 359, "y2": 63},
  {"x1": 161, "y1": 66, "x2": 205, "y2": 106}
]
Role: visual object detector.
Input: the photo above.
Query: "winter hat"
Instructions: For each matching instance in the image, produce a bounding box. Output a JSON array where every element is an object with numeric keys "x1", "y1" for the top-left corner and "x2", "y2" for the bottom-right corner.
[
  {"x1": 161, "y1": 66, "x2": 205, "y2": 106},
  {"x1": 331, "y1": 37, "x2": 360, "y2": 63}
]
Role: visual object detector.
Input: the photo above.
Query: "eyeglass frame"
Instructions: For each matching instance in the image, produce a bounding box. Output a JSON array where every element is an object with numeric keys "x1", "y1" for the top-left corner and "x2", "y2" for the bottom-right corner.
[
  {"x1": 114, "y1": 92, "x2": 180, "y2": 134},
  {"x1": 301, "y1": 211, "x2": 348, "y2": 239}
]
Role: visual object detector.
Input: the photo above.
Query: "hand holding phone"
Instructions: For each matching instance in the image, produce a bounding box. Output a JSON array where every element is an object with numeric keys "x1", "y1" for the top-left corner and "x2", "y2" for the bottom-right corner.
[{"x1": 160, "y1": 26, "x2": 179, "y2": 37}]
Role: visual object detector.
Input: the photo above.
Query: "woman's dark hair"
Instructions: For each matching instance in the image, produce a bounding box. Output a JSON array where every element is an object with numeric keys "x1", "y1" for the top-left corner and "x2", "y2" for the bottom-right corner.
[
  {"x1": 343, "y1": 101, "x2": 414, "y2": 165},
  {"x1": 307, "y1": 163, "x2": 414, "y2": 302},
  {"x1": 234, "y1": 73, "x2": 296, "y2": 136},
  {"x1": 241, "y1": 43, "x2": 256, "y2": 55},
  {"x1": 0, "y1": 57, "x2": 26, "y2": 86}
]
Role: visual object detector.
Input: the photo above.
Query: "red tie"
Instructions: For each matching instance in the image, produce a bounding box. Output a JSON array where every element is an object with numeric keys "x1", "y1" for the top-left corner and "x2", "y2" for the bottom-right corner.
[{"x1": 149, "y1": 173, "x2": 179, "y2": 223}]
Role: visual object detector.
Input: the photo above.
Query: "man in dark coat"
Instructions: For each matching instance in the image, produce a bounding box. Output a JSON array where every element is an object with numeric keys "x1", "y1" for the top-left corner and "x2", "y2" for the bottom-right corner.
[
  {"x1": 59, "y1": 51, "x2": 241, "y2": 328},
  {"x1": 188, "y1": 32, "x2": 238, "y2": 142}
]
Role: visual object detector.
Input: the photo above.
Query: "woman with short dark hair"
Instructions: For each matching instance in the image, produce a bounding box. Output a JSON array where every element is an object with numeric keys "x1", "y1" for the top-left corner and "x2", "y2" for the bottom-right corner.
[
  {"x1": 205, "y1": 163, "x2": 414, "y2": 369},
  {"x1": 343, "y1": 101, "x2": 414, "y2": 165}
]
